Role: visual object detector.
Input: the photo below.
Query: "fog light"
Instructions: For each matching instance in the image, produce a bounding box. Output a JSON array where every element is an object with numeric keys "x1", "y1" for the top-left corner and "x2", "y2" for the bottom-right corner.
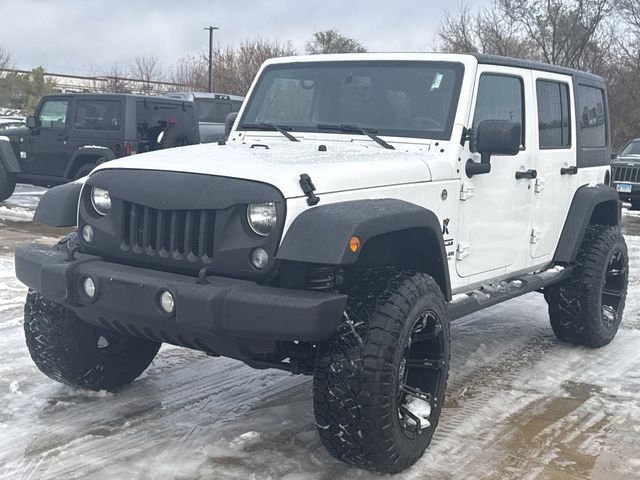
[
  {"x1": 81, "y1": 224, "x2": 94, "y2": 243},
  {"x1": 159, "y1": 290, "x2": 175, "y2": 314},
  {"x1": 251, "y1": 248, "x2": 269, "y2": 269},
  {"x1": 82, "y1": 277, "x2": 96, "y2": 298}
]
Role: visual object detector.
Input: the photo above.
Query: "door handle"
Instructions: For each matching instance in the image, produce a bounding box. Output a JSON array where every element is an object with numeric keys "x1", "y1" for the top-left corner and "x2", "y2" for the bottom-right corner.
[
  {"x1": 515, "y1": 169, "x2": 537, "y2": 180},
  {"x1": 560, "y1": 166, "x2": 578, "y2": 175},
  {"x1": 57, "y1": 133, "x2": 67, "y2": 141}
]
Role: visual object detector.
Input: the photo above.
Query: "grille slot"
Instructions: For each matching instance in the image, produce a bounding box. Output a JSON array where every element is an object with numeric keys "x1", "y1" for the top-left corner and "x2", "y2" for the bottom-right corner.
[
  {"x1": 613, "y1": 165, "x2": 640, "y2": 183},
  {"x1": 121, "y1": 201, "x2": 215, "y2": 262}
]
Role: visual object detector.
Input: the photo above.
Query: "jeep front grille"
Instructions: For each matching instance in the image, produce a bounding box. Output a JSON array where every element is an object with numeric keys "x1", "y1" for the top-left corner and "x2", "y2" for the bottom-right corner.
[
  {"x1": 121, "y1": 201, "x2": 216, "y2": 262},
  {"x1": 612, "y1": 165, "x2": 640, "y2": 183}
]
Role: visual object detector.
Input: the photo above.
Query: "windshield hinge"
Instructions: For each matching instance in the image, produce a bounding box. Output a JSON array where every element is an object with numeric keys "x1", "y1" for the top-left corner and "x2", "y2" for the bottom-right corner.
[
  {"x1": 460, "y1": 127, "x2": 473, "y2": 146},
  {"x1": 299, "y1": 174, "x2": 320, "y2": 206}
]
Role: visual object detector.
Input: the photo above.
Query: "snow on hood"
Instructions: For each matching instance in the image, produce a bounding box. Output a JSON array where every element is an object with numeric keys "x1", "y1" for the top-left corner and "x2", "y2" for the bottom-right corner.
[{"x1": 93, "y1": 141, "x2": 435, "y2": 199}]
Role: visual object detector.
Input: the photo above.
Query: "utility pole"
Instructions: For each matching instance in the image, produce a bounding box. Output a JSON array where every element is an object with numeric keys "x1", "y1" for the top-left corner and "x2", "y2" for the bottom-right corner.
[{"x1": 204, "y1": 26, "x2": 219, "y2": 93}]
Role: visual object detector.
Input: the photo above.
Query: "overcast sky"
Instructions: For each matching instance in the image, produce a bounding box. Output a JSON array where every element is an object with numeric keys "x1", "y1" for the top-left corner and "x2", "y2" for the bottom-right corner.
[{"x1": 0, "y1": 0, "x2": 491, "y2": 77}]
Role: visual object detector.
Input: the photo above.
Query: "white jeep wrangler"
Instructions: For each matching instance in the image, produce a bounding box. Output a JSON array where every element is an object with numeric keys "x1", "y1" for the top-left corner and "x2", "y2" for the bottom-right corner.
[{"x1": 15, "y1": 53, "x2": 628, "y2": 473}]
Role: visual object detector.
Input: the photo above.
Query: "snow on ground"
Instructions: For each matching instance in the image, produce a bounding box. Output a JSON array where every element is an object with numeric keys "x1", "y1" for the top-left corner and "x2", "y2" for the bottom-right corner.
[{"x1": 0, "y1": 195, "x2": 638, "y2": 479}]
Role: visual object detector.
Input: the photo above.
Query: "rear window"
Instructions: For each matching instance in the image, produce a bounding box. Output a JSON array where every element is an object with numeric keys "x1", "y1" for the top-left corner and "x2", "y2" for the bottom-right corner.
[
  {"x1": 577, "y1": 85, "x2": 606, "y2": 148},
  {"x1": 74, "y1": 99, "x2": 122, "y2": 131},
  {"x1": 136, "y1": 100, "x2": 196, "y2": 140},
  {"x1": 195, "y1": 99, "x2": 232, "y2": 123}
]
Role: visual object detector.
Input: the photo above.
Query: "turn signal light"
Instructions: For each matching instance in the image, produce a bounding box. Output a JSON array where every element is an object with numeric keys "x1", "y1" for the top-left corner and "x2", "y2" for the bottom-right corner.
[{"x1": 349, "y1": 236, "x2": 361, "y2": 253}]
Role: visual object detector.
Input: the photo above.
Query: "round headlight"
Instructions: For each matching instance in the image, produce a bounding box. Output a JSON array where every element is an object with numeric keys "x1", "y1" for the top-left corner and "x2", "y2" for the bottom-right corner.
[
  {"x1": 247, "y1": 202, "x2": 277, "y2": 236},
  {"x1": 91, "y1": 187, "x2": 111, "y2": 216}
]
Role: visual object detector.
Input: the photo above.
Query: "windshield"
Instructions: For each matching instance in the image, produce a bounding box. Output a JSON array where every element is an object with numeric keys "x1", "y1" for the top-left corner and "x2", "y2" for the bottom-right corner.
[
  {"x1": 621, "y1": 140, "x2": 640, "y2": 156},
  {"x1": 239, "y1": 61, "x2": 464, "y2": 140}
]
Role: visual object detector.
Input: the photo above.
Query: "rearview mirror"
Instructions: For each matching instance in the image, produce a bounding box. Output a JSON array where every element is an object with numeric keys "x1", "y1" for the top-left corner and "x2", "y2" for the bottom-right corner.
[
  {"x1": 26, "y1": 115, "x2": 37, "y2": 129},
  {"x1": 467, "y1": 120, "x2": 521, "y2": 177},
  {"x1": 223, "y1": 112, "x2": 238, "y2": 142}
]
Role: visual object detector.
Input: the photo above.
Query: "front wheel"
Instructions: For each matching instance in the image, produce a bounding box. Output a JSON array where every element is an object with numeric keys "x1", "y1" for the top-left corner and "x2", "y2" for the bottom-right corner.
[
  {"x1": 0, "y1": 160, "x2": 16, "y2": 201},
  {"x1": 545, "y1": 225, "x2": 628, "y2": 348},
  {"x1": 24, "y1": 293, "x2": 162, "y2": 391},
  {"x1": 313, "y1": 270, "x2": 450, "y2": 473}
]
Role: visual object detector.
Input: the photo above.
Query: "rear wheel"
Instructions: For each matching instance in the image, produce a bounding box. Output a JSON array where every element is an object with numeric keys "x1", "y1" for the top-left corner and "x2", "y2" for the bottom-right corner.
[
  {"x1": 313, "y1": 269, "x2": 450, "y2": 473},
  {"x1": 0, "y1": 160, "x2": 16, "y2": 201},
  {"x1": 545, "y1": 225, "x2": 628, "y2": 347}
]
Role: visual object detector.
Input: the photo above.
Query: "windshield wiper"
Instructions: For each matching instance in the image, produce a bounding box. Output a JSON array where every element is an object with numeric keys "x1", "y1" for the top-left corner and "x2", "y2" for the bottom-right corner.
[
  {"x1": 316, "y1": 123, "x2": 395, "y2": 150},
  {"x1": 242, "y1": 122, "x2": 299, "y2": 142}
]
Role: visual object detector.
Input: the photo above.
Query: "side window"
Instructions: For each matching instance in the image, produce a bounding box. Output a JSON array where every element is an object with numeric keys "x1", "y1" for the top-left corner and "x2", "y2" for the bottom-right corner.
[
  {"x1": 38, "y1": 100, "x2": 69, "y2": 128},
  {"x1": 536, "y1": 80, "x2": 571, "y2": 149},
  {"x1": 473, "y1": 74, "x2": 525, "y2": 147},
  {"x1": 74, "y1": 100, "x2": 122, "y2": 131},
  {"x1": 577, "y1": 85, "x2": 606, "y2": 148}
]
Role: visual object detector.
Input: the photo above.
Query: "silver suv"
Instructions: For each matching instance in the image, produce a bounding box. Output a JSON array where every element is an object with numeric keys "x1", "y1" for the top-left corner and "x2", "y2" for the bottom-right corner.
[{"x1": 166, "y1": 92, "x2": 243, "y2": 143}]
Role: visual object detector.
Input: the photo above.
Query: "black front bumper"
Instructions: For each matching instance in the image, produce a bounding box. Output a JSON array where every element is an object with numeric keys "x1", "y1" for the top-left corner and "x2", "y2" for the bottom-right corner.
[{"x1": 15, "y1": 244, "x2": 347, "y2": 345}]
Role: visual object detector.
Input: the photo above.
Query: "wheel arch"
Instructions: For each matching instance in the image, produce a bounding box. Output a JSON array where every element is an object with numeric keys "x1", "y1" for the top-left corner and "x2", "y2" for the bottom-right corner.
[
  {"x1": 277, "y1": 199, "x2": 452, "y2": 300},
  {"x1": 0, "y1": 136, "x2": 21, "y2": 173},
  {"x1": 33, "y1": 181, "x2": 83, "y2": 227},
  {"x1": 554, "y1": 183, "x2": 620, "y2": 263},
  {"x1": 64, "y1": 146, "x2": 115, "y2": 179}
]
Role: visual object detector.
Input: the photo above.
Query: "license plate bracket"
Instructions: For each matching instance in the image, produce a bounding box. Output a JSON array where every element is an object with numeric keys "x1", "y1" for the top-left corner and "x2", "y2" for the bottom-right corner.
[{"x1": 616, "y1": 183, "x2": 633, "y2": 193}]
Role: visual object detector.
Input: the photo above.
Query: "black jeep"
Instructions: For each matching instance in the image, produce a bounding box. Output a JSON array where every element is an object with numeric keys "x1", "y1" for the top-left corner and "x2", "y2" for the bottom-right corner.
[{"x1": 0, "y1": 93, "x2": 200, "y2": 201}]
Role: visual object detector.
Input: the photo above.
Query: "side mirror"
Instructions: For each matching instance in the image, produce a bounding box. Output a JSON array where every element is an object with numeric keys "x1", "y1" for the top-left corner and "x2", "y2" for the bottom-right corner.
[
  {"x1": 467, "y1": 120, "x2": 521, "y2": 177},
  {"x1": 26, "y1": 115, "x2": 37, "y2": 129},
  {"x1": 222, "y1": 112, "x2": 238, "y2": 142},
  {"x1": 611, "y1": 153, "x2": 617, "y2": 160}
]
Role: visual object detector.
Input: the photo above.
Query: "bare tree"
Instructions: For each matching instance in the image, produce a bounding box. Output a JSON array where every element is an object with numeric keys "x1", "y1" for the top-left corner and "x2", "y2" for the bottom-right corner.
[
  {"x1": 305, "y1": 29, "x2": 367, "y2": 54},
  {"x1": 132, "y1": 54, "x2": 162, "y2": 94},
  {"x1": 171, "y1": 38, "x2": 296, "y2": 96},
  {"x1": 0, "y1": 45, "x2": 12, "y2": 71},
  {"x1": 438, "y1": 0, "x2": 614, "y2": 69},
  {"x1": 170, "y1": 55, "x2": 208, "y2": 91}
]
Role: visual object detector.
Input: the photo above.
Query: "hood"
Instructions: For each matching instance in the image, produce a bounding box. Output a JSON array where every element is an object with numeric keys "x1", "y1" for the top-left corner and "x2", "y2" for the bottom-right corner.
[
  {"x1": 613, "y1": 154, "x2": 640, "y2": 166},
  {"x1": 0, "y1": 126, "x2": 29, "y2": 138},
  {"x1": 94, "y1": 141, "x2": 440, "y2": 199}
]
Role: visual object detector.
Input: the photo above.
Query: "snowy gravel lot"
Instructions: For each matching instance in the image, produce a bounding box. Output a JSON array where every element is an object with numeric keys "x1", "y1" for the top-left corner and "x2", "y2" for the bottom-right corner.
[{"x1": 0, "y1": 186, "x2": 639, "y2": 480}]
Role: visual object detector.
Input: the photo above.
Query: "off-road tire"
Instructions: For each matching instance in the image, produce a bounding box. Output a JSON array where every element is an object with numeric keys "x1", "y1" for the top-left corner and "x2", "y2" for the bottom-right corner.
[
  {"x1": 313, "y1": 269, "x2": 450, "y2": 473},
  {"x1": 74, "y1": 162, "x2": 97, "y2": 180},
  {"x1": 0, "y1": 160, "x2": 16, "y2": 202},
  {"x1": 23, "y1": 233, "x2": 162, "y2": 391},
  {"x1": 158, "y1": 125, "x2": 193, "y2": 149},
  {"x1": 545, "y1": 225, "x2": 628, "y2": 348}
]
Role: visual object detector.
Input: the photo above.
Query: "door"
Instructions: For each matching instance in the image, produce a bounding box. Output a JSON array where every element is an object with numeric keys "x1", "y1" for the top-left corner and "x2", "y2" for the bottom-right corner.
[
  {"x1": 456, "y1": 67, "x2": 535, "y2": 279},
  {"x1": 27, "y1": 97, "x2": 71, "y2": 176},
  {"x1": 530, "y1": 73, "x2": 578, "y2": 259}
]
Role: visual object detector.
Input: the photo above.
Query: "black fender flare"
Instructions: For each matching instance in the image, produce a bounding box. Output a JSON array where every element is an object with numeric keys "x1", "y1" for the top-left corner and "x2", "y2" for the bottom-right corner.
[
  {"x1": 0, "y1": 136, "x2": 21, "y2": 173},
  {"x1": 277, "y1": 199, "x2": 451, "y2": 300},
  {"x1": 64, "y1": 146, "x2": 115, "y2": 179},
  {"x1": 553, "y1": 183, "x2": 620, "y2": 263},
  {"x1": 33, "y1": 181, "x2": 83, "y2": 227}
]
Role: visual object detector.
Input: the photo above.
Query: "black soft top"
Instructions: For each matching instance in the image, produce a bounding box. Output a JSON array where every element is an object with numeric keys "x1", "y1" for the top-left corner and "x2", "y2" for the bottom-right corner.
[{"x1": 473, "y1": 54, "x2": 604, "y2": 83}]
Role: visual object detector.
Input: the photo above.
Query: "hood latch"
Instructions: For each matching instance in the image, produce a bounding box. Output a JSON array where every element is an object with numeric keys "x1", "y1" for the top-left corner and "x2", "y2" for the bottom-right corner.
[{"x1": 299, "y1": 173, "x2": 320, "y2": 206}]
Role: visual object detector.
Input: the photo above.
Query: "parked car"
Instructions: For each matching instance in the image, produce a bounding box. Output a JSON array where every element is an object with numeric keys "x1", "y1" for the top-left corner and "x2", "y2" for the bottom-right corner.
[
  {"x1": 611, "y1": 138, "x2": 640, "y2": 208},
  {"x1": 15, "y1": 53, "x2": 625, "y2": 474},
  {"x1": 0, "y1": 93, "x2": 200, "y2": 201},
  {"x1": 165, "y1": 92, "x2": 243, "y2": 143},
  {"x1": 0, "y1": 116, "x2": 25, "y2": 130}
]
